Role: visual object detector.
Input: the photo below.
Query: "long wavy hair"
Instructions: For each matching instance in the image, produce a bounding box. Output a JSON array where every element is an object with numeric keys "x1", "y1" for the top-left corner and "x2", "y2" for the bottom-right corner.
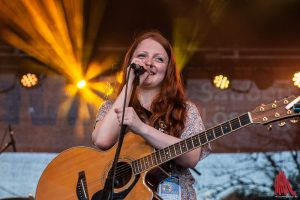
[{"x1": 118, "y1": 31, "x2": 187, "y2": 138}]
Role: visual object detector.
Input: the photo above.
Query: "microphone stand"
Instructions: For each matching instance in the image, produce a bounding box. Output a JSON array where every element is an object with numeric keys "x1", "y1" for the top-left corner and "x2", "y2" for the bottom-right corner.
[
  {"x1": 0, "y1": 125, "x2": 17, "y2": 154},
  {"x1": 101, "y1": 68, "x2": 141, "y2": 200}
]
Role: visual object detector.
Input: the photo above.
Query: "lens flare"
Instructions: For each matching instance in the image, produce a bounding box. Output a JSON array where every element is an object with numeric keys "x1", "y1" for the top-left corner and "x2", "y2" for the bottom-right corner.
[
  {"x1": 0, "y1": 0, "x2": 113, "y2": 136},
  {"x1": 172, "y1": 1, "x2": 226, "y2": 71},
  {"x1": 77, "y1": 80, "x2": 86, "y2": 89}
]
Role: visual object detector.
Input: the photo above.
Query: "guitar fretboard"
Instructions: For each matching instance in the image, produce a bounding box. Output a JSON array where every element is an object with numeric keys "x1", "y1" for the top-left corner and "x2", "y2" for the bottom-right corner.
[{"x1": 132, "y1": 113, "x2": 252, "y2": 174}]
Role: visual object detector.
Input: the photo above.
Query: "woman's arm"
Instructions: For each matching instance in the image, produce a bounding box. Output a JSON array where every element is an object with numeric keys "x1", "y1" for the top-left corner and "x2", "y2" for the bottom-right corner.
[
  {"x1": 92, "y1": 63, "x2": 150, "y2": 150},
  {"x1": 92, "y1": 76, "x2": 135, "y2": 150},
  {"x1": 140, "y1": 124, "x2": 202, "y2": 168}
]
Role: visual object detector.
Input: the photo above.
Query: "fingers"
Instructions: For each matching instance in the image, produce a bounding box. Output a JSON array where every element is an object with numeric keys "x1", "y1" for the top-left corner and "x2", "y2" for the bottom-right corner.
[
  {"x1": 114, "y1": 107, "x2": 144, "y2": 134},
  {"x1": 114, "y1": 107, "x2": 134, "y2": 125},
  {"x1": 115, "y1": 107, "x2": 129, "y2": 124},
  {"x1": 114, "y1": 108, "x2": 122, "y2": 124},
  {"x1": 131, "y1": 58, "x2": 144, "y2": 67}
]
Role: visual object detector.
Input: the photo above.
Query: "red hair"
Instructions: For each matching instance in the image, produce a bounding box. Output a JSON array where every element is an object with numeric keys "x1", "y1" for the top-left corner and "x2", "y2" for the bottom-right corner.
[{"x1": 118, "y1": 31, "x2": 186, "y2": 138}]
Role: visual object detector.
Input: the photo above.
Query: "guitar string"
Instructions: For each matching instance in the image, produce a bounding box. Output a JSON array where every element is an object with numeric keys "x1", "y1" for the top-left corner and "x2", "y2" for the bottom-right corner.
[
  {"x1": 113, "y1": 124, "x2": 234, "y2": 176},
  {"x1": 127, "y1": 117, "x2": 242, "y2": 175},
  {"x1": 106, "y1": 139, "x2": 192, "y2": 177},
  {"x1": 111, "y1": 136, "x2": 209, "y2": 180},
  {"x1": 105, "y1": 116, "x2": 248, "y2": 178},
  {"x1": 113, "y1": 135, "x2": 202, "y2": 176},
  {"x1": 144, "y1": 116, "x2": 246, "y2": 174},
  {"x1": 114, "y1": 129, "x2": 216, "y2": 176}
]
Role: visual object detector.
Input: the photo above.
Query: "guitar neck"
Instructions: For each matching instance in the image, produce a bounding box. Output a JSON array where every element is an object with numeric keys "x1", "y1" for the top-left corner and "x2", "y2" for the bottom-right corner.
[{"x1": 132, "y1": 112, "x2": 252, "y2": 174}]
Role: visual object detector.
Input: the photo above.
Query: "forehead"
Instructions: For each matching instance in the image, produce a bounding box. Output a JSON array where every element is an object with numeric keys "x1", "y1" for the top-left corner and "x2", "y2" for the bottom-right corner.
[{"x1": 135, "y1": 38, "x2": 168, "y2": 56}]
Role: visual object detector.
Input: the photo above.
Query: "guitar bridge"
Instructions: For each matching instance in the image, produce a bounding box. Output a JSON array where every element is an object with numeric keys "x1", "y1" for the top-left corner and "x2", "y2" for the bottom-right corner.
[{"x1": 76, "y1": 171, "x2": 89, "y2": 200}]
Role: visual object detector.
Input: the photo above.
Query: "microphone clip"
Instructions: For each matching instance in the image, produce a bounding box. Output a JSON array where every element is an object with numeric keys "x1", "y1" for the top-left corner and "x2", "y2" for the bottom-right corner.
[{"x1": 130, "y1": 63, "x2": 145, "y2": 76}]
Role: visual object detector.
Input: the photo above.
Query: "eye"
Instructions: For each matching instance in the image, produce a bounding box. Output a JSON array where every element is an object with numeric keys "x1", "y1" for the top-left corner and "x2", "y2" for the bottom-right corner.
[
  {"x1": 155, "y1": 56, "x2": 164, "y2": 63},
  {"x1": 137, "y1": 53, "x2": 146, "y2": 59}
]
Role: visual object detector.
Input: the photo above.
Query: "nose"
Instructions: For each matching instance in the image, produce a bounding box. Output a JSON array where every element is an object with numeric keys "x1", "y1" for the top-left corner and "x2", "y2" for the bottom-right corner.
[
  {"x1": 144, "y1": 57, "x2": 152, "y2": 66},
  {"x1": 144, "y1": 58, "x2": 155, "y2": 70}
]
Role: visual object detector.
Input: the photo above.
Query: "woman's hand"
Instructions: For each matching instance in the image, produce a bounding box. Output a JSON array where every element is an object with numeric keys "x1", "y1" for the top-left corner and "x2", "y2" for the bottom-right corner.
[{"x1": 114, "y1": 107, "x2": 146, "y2": 134}]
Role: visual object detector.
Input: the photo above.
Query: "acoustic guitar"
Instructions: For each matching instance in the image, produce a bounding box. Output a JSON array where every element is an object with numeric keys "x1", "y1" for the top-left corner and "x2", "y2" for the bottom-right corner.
[{"x1": 35, "y1": 96, "x2": 300, "y2": 200}]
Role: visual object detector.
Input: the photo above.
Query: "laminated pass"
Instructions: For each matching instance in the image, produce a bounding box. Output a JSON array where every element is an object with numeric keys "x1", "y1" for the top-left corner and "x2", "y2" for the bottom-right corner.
[{"x1": 158, "y1": 176, "x2": 181, "y2": 200}]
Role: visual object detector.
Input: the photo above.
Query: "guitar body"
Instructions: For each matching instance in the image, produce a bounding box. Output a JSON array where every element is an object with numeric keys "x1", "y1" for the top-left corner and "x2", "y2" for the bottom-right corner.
[{"x1": 35, "y1": 132, "x2": 156, "y2": 200}]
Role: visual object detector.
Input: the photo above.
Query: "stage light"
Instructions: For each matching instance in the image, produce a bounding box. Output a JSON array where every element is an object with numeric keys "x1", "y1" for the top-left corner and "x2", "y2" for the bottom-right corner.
[
  {"x1": 76, "y1": 80, "x2": 86, "y2": 89},
  {"x1": 213, "y1": 74, "x2": 230, "y2": 90},
  {"x1": 19, "y1": 73, "x2": 39, "y2": 88},
  {"x1": 292, "y1": 72, "x2": 300, "y2": 88}
]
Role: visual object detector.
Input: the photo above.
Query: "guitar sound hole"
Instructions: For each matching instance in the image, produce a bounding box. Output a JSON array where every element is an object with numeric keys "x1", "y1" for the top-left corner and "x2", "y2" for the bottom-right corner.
[{"x1": 109, "y1": 161, "x2": 132, "y2": 189}]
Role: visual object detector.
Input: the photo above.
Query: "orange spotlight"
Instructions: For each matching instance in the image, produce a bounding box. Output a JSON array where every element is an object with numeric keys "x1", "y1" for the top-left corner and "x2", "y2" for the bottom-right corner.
[
  {"x1": 76, "y1": 80, "x2": 86, "y2": 89},
  {"x1": 292, "y1": 72, "x2": 300, "y2": 88}
]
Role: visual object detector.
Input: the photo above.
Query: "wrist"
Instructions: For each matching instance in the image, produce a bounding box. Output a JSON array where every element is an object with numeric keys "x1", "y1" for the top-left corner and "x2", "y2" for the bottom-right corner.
[{"x1": 140, "y1": 123, "x2": 150, "y2": 135}]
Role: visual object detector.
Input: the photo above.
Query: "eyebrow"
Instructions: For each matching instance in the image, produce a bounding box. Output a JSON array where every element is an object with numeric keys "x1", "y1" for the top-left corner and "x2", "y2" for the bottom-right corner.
[{"x1": 136, "y1": 51, "x2": 168, "y2": 60}]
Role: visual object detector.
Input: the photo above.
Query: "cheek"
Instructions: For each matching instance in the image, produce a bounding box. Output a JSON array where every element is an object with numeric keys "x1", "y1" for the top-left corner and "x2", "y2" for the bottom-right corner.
[
  {"x1": 158, "y1": 65, "x2": 167, "y2": 76},
  {"x1": 155, "y1": 68, "x2": 167, "y2": 83}
]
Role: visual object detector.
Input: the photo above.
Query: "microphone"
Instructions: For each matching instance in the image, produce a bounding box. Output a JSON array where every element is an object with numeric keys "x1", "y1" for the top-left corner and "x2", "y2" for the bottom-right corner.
[
  {"x1": 130, "y1": 63, "x2": 146, "y2": 76},
  {"x1": 8, "y1": 124, "x2": 16, "y2": 152}
]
